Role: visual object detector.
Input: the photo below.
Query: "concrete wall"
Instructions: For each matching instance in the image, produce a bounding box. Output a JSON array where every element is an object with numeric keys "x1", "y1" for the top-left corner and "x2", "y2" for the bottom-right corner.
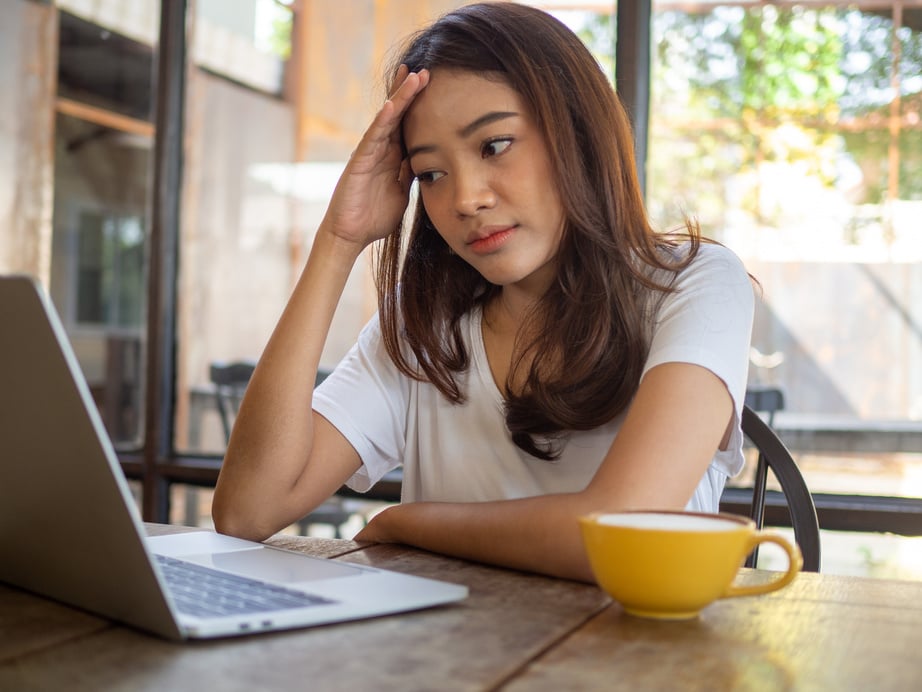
[
  {"x1": 296, "y1": 0, "x2": 461, "y2": 161},
  {"x1": 0, "y1": 1, "x2": 57, "y2": 284},
  {"x1": 750, "y1": 260, "x2": 922, "y2": 419}
]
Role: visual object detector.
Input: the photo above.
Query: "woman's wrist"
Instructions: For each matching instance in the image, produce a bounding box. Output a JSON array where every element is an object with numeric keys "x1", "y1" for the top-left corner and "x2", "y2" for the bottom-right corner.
[
  {"x1": 312, "y1": 221, "x2": 369, "y2": 264},
  {"x1": 356, "y1": 503, "x2": 413, "y2": 544}
]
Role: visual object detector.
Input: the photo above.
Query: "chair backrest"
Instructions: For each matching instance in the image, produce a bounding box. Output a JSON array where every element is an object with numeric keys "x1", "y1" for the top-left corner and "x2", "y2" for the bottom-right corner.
[
  {"x1": 209, "y1": 361, "x2": 257, "y2": 443},
  {"x1": 744, "y1": 386, "x2": 785, "y2": 426},
  {"x1": 209, "y1": 362, "x2": 333, "y2": 443},
  {"x1": 739, "y1": 403, "x2": 821, "y2": 572},
  {"x1": 742, "y1": 385, "x2": 785, "y2": 557}
]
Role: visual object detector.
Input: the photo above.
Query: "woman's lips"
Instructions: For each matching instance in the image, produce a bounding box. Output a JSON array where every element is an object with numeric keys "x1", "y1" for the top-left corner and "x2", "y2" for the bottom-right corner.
[{"x1": 467, "y1": 226, "x2": 515, "y2": 255}]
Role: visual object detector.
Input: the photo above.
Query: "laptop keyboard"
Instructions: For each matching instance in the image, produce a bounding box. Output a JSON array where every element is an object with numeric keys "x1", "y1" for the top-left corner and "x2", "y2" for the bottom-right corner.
[{"x1": 156, "y1": 554, "x2": 335, "y2": 618}]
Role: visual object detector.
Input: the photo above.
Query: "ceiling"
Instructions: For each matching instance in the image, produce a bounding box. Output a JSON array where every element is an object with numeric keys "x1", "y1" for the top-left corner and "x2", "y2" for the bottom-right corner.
[{"x1": 57, "y1": 11, "x2": 154, "y2": 122}]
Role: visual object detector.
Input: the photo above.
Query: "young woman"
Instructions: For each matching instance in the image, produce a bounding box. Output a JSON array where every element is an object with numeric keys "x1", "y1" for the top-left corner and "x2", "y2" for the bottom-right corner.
[{"x1": 212, "y1": 2, "x2": 754, "y2": 583}]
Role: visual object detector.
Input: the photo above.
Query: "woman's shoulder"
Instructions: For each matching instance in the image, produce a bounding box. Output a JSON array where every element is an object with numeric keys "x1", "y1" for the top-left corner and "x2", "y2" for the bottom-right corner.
[
  {"x1": 676, "y1": 241, "x2": 750, "y2": 287},
  {"x1": 645, "y1": 240, "x2": 749, "y2": 290},
  {"x1": 695, "y1": 239, "x2": 745, "y2": 263}
]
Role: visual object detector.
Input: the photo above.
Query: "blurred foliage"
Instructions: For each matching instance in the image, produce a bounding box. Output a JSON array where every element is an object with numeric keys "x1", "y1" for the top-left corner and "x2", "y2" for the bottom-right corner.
[
  {"x1": 579, "y1": 5, "x2": 922, "y2": 231},
  {"x1": 266, "y1": 6, "x2": 292, "y2": 60},
  {"x1": 576, "y1": 12, "x2": 614, "y2": 77}
]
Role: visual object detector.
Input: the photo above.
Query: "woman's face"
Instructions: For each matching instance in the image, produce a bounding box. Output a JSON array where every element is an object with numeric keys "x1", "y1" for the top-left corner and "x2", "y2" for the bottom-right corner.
[{"x1": 403, "y1": 69, "x2": 566, "y2": 295}]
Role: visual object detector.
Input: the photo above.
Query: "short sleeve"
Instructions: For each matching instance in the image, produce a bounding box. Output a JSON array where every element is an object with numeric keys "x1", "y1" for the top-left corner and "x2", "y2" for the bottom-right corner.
[{"x1": 643, "y1": 244, "x2": 755, "y2": 476}]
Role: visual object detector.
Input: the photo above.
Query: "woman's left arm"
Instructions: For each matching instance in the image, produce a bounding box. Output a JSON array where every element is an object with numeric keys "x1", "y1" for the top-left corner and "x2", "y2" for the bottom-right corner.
[{"x1": 355, "y1": 360, "x2": 733, "y2": 582}]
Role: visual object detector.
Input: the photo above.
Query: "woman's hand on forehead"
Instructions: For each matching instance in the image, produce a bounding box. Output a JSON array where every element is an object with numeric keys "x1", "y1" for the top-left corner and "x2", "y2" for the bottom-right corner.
[{"x1": 320, "y1": 66, "x2": 430, "y2": 250}]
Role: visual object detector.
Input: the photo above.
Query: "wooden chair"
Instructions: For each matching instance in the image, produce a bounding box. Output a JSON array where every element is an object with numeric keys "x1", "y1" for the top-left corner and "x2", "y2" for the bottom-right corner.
[
  {"x1": 210, "y1": 361, "x2": 256, "y2": 443},
  {"x1": 208, "y1": 361, "x2": 357, "y2": 538},
  {"x1": 736, "y1": 400, "x2": 821, "y2": 572},
  {"x1": 743, "y1": 385, "x2": 785, "y2": 426}
]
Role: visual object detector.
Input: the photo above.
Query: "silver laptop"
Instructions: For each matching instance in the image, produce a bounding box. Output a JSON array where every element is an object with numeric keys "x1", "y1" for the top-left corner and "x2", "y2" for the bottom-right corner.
[{"x1": 0, "y1": 274, "x2": 467, "y2": 640}]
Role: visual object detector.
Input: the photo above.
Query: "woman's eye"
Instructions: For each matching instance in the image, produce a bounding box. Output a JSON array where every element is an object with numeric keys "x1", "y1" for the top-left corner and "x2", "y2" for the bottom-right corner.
[
  {"x1": 415, "y1": 170, "x2": 445, "y2": 184},
  {"x1": 482, "y1": 138, "x2": 512, "y2": 158}
]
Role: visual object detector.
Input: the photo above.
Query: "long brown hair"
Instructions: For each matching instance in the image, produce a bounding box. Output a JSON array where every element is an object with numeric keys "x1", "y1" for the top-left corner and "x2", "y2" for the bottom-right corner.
[{"x1": 375, "y1": 2, "x2": 700, "y2": 459}]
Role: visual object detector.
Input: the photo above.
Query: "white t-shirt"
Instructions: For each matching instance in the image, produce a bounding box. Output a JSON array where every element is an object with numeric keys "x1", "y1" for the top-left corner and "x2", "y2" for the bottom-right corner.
[{"x1": 313, "y1": 243, "x2": 754, "y2": 512}]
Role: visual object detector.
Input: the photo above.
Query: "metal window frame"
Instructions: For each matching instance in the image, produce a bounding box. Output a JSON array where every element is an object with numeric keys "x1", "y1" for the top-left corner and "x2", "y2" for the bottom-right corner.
[{"x1": 134, "y1": 0, "x2": 186, "y2": 521}]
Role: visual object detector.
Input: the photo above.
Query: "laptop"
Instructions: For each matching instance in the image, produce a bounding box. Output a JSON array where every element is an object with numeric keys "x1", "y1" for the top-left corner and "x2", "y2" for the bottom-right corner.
[{"x1": 0, "y1": 274, "x2": 467, "y2": 640}]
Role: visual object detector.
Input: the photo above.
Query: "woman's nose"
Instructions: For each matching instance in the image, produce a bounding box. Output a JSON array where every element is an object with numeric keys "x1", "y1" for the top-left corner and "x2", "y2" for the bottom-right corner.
[{"x1": 453, "y1": 168, "x2": 496, "y2": 217}]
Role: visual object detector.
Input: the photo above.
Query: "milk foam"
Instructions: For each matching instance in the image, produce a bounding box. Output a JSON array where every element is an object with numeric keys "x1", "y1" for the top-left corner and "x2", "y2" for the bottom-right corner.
[{"x1": 596, "y1": 513, "x2": 740, "y2": 532}]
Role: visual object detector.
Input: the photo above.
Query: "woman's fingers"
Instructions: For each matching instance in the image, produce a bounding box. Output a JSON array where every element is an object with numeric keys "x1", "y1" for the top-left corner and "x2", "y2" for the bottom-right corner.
[
  {"x1": 388, "y1": 63, "x2": 410, "y2": 100},
  {"x1": 398, "y1": 158, "x2": 415, "y2": 196},
  {"x1": 347, "y1": 69, "x2": 428, "y2": 179},
  {"x1": 324, "y1": 67, "x2": 429, "y2": 244},
  {"x1": 390, "y1": 68, "x2": 430, "y2": 116},
  {"x1": 369, "y1": 69, "x2": 429, "y2": 145}
]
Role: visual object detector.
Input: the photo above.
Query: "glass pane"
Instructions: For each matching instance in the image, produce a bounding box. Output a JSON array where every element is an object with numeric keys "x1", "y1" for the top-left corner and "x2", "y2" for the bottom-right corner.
[
  {"x1": 170, "y1": 483, "x2": 385, "y2": 539},
  {"x1": 174, "y1": 57, "x2": 307, "y2": 455},
  {"x1": 176, "y1": 1, "x2": 404, "y2": 456},
  {"x1": 73, "y1": 210, "x2": 146, "y2": 327},
  {"x1": 646, "y1": 0, "x2": 921, "y2": 518},
  {"x1": 56, "y1": 10, "x2": 154, "y2": 120},
  {"x1": 757, "y1": 528, "x2": 922, "y2": 581},
  {"x1": 194, "y1": 0, "x2": 292, "y2": 94},
  {"x1": 550, "y1": 5, "x2": 616, "y2": 76},
  {"x1": 545, "y1": 1, "x2": 922, "y2": 577},
  {"x1": 48, "y1": 7, "x2": 159, "y2": 449}
]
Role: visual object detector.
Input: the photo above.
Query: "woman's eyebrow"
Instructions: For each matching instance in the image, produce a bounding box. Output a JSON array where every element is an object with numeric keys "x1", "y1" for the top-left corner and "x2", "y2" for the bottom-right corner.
[
  {"x1": 458, "y1": 110, "x2": 518, "y2": 138},
  {"x1": 406, "y1": 111, "x2": 519, "y2": 160}
]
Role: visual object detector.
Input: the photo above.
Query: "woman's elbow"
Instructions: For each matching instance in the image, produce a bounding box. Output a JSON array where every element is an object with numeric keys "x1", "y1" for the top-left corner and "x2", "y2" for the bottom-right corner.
[{"x1": 211, "y1": 494, "x2": 272, "y2": 542}]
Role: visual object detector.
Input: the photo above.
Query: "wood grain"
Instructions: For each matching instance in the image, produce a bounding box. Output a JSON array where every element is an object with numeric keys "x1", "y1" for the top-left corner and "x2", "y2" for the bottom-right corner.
[
  {"x1": 0, "y1": 584, "x2": 109, "y2": 663},
  {"x1": 505, "y1": 571, "x2": 922, "y2": 691},
  {"x1": 0, "y1": 533, "x2": 607, "y2": 691},
  {"x1": 2, "y1": 526, "x2": 920, "y2": 691}
]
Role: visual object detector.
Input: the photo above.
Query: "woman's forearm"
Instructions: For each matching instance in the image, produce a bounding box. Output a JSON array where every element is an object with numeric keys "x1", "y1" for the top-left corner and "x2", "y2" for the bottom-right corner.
[
  {"x1": 354, "y1": 363, "x2": 731, "y2": 581},
  {"x1": 213, "y1": 69, "x2": 431, "y2": 539},
  {"x1": 212, "y1": 229, "x2": 364, "y2": 538},
  {"x1": 356, "y1": 494, "x2": 598, "y2": 583}
]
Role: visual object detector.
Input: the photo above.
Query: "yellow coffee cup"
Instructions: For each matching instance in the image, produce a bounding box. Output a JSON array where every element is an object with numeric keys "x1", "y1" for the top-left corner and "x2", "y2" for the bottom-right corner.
[{"x1": 578, "y1": 510, "x2": 803, "y2": 620}]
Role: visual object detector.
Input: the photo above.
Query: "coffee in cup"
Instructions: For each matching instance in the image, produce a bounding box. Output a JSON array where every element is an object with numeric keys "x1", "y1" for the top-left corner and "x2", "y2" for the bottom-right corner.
[{"x1": 578, "y1": 510, "x2": 802, "y2": 619}]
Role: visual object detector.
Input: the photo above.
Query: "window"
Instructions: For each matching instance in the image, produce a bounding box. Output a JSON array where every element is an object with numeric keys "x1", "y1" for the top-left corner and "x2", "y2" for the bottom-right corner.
[
  {"x1": 194, "y1": 0, "x2": 293, "y2": 94},
  {"x1": 73, "y1": 210, "x2": 146, "y2": 328},
  {"x1": 649, "y1": 1, "x2": 922, "y2": 574},
  {"x1": 50, "y1": 9, "x2": 157, "y2": 448},
  {"x1": 551, "y1": 1, "x2": 922, "y2": 577}
]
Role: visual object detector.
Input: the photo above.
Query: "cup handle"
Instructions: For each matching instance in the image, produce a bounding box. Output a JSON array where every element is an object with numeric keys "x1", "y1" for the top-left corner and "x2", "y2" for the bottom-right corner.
[{"x1": 723, "y1": 532, "x2": 804, "y2": 599}]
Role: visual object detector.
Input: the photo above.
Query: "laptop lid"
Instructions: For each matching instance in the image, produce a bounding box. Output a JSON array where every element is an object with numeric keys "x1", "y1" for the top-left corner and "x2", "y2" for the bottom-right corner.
[
  {"x1": 0, "y1": 274, "x2": 183, "y2": 639},
  {"x1": 0, "y1": 275, "x2": 467, "y2": 640}
]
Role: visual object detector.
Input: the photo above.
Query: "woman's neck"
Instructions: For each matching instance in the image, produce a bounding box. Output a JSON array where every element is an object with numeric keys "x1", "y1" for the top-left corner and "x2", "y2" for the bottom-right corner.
[{"x1": 481, "y1": 288, "x2": 545, "y2": 396}]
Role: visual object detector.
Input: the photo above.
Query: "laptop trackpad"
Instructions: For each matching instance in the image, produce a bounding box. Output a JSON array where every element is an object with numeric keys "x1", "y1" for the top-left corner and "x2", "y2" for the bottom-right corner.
[{"x1": 188, "y1": 548, "x2": 365, "y2": 583}]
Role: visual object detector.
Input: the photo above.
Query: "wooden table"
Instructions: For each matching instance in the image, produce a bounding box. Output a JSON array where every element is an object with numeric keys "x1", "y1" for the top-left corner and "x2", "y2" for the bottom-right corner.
[{"x1": 1, "y1": 524, "x2": 920, "y2": 691}]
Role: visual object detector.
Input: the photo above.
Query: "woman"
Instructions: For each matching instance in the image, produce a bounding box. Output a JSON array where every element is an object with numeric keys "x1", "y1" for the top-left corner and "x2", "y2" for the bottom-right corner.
[{"x1": 212, "y1": 2, "x2": 754, "y2": 583}]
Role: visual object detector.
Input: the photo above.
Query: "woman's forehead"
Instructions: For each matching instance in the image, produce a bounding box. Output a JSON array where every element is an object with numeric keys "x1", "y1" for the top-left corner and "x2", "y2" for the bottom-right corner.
[{"x1": 403, "y1": 70, "x2": 526, "y2": 143}]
